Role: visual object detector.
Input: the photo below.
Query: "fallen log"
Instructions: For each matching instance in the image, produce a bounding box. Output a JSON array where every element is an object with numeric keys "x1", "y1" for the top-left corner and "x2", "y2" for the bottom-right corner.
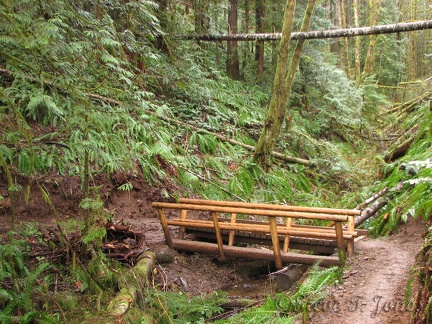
[
  {"x1": 106, "y1": 251, "x2": 155, "y2": 317},
  {"x1": 354, "y1": 181, "x2": 412, "y2": 227},
  {"x1": 356, "y1": 187, "x2": 389, "y2": 210},
  {"x1": 327, "y1": 187, "x2": 389, "y2": 228},
  {"x1": 384, "y1": 129, "x2": 422, "y2": 163},
  {"x1": 177, "y1": 20, "x2": 432, "y2": 41}
]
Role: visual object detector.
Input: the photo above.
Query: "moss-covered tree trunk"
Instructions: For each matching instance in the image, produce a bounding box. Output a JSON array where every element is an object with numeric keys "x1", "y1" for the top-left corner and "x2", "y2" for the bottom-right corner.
[
  {"x1": 254, "y1": 0, "x2": 316, "y2": 168},
  {"x1": 255, "y1": 0, "x2": 265, "y2": 82},
  {"x1": 107, "y1": 251, "x2": 155, "y2": 317},
  {"x1": 362, "y1": 0, "x2": 381, "y2": 78},
  {"x1": 353, "y1": 0, "x2": 362, "y2": 88},
  {"x1": 338, "y1": 0, "x2": 351, "y2": 77}
]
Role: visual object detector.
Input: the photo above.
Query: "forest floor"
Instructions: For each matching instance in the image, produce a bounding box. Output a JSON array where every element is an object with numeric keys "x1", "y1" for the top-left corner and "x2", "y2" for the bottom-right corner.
[{"x1": 0, "y1": 172, "x2": 425, "y2": 323}]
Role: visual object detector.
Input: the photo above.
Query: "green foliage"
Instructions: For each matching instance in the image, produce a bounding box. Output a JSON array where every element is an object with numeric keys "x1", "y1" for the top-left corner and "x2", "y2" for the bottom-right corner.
[
  {"x1": 220, "y1": 266, "x2": 341, "y2": 323},
  {"x1": 154, "y1": 291, "x2": 227, "y2": 323},
  {"x1": 369, "y1": 103, "x2": 432, "y2": 236},
  {"x1": 0, "y1": 237, "x2": 60, "y2": 323},
  {"x1": 294, "y1": 54, "x2": 363, "y2": 145},
  {"x1": 2, "y1": 0, "x2": 428, "y2": 321}
]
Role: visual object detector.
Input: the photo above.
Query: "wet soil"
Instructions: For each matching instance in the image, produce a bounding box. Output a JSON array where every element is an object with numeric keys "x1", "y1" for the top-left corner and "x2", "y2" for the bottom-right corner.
[
  {"x1": 0, "y1": 173, "x2": 281, "y2": 297},
  {"x1": 307, "y1": 216, "x2": 424, "y2": 324}
]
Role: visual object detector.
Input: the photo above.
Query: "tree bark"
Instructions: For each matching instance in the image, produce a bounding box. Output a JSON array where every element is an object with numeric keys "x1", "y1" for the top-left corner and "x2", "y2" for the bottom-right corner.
[
  {"x1": 362, "y1": 0, "x2": 381, "y2": 79},
  {"x1": 254, "y1": 0, "x2": 316, "y2": 168},
  {"x1": 255, "y1": 0, "x2": 265, "y2": 82},
  {"x1": 178, "y1": 19, "x2": 432, "y2": 41},
  {"x1": 253, "y1": 0, "x2": 297, "y2": 167},
  {"x1": 227, "y1": 0, "x2": 240, "y2": 79},
  {"x1": 353, "y1": 0, "x2": 361, "y2": 87},
  {"x1": 338, "y1": 0, "x2": 351, "y2": 76}
]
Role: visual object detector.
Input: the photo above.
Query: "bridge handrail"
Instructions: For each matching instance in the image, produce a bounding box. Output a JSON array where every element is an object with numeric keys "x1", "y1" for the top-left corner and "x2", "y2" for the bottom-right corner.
[{"x1": 152, "y1": 200, "x2": 359, "y2": 269}]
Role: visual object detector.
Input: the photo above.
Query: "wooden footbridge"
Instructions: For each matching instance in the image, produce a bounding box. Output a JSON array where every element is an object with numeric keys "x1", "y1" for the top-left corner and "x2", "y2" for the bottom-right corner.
[{"x1": 152, "y1": 198, "x2": 365, "y2": 268}]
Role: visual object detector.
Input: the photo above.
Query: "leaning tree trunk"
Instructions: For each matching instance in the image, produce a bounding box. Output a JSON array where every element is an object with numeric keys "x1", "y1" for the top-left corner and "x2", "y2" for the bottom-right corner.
[
  {"x1": 254, "y1": 0, "x2": 316, "y2": 168},
  {"x1": 353, "y1": 0, "x2": 362, "y2": 88},
  {"x1": 362, "y1": 0, "x2": 381, "y2": 79},
  {"x1": 253, "y1": 0, "x2": 296, "y2": 167}
]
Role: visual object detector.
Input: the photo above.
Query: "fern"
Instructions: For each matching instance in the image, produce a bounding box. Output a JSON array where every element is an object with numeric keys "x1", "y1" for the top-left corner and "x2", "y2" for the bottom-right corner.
[{"x1": 157, "y1": 291, "x2": 227, "y2": 323}]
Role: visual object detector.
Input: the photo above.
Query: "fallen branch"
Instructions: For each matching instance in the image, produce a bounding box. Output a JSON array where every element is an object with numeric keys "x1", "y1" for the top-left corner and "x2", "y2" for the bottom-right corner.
[
  {"x1": 387, "y1": 90, "x2": 432, "y2": 115},
  {"x1": 177, "y1": 165, "x2": 246, "y2": 202},
  {"x1": 354, "y1": 181, "x2": 414, "y2": 227},
  {"x1": 147, "y1": 110, "x2": 311, "y2": 166}
]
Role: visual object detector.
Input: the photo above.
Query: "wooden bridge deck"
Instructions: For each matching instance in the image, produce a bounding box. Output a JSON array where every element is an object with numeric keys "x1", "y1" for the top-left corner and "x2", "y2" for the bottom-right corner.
[{"x1": 152, "y1": 198, "x2": 364, "y2": 268}]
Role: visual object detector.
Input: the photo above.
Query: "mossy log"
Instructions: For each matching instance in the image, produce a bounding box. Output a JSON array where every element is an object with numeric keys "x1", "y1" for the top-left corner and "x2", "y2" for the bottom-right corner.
[
  {"x1": 106, "y1": 251, "x2": 155, "y2": 317},
  {"x1": 384, "y1": 134, "x2": 417, "y2": 163}
]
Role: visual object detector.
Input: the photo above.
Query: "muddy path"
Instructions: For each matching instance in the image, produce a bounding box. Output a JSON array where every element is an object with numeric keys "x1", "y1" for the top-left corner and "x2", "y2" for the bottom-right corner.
[{"x1": 307, "y1": 216, "x2": 424, "y2": 324}]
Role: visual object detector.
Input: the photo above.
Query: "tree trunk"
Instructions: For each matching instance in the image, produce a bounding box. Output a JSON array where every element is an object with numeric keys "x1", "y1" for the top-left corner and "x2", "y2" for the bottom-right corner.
[
  {"x1": 353, "y1": 0, "x2": 362, "y2": 87},
  {"x1": 254, "y1": 0, "x2": 316, "y2": 168},
  {"x1": 338, "y1": 0, "x2": 351, "y2": 77},
  {"x1": 193, "y1": 0, "x2": 209, "y2": 34},
  {"x1": 362, "y1": 0, "x2": 381, "y2": 79},
  {"x1": 227, "y1": 0, "x2": 240, "y2": 79},
  {"x1": 255, "y1": 0, "x2": 265, "y2": 82},
  {"x1": 242, "y1": 0, "x2": 250, "y2": 76},
  {"x1": 253, "y1": 0, "x2": 297, "y2": 167},
  {"x1": 178, "y1": 20, "x2": 432, "y2": 41},
  {"x1": 107, "y1": 251, "x2": 155, "y2": 316}
]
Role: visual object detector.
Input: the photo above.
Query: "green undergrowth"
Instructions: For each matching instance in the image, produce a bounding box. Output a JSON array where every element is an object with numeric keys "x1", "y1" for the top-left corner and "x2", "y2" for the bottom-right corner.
[
  {"x1": 363, "y1": 97, "x2": 431, "y2": 323},
  {"x1": 2, "y1": 0, "x2": 430, "y2": 322},
  {"x1": 0, "y1": 227, "x2": 230, "y2": 324},
  {"x1": 412, "y1": 222, "x2": 432, "y2": 323},
  {"x1": 215, "y1": 265, "x2": 342, "y2": 324},
  {"x1": 0, "y1": 1, "x2": 377, "y2": 216},
  {"x1": 366, "y1": 101, "x2": 432, "y2": 236}
]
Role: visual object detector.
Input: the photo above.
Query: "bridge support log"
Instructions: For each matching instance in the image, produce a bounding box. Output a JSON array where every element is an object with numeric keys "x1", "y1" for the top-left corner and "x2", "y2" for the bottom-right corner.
[{"x1": 172, "y1": 239, "x2": 340, "y2": 267}]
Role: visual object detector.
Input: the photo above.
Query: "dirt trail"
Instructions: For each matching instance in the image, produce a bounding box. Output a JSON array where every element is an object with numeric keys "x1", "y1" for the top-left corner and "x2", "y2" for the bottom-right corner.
[{"x1": 308, "y1": 217, "x2": 424, "y2": 324}]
